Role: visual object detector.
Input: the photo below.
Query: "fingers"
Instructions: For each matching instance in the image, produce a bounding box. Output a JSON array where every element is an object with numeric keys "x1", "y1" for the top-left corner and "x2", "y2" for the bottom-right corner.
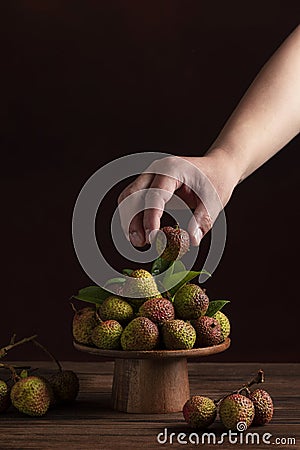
[
  {"x1": 143, "y1": 174, "x2": 180, "y2": 243},
  {"x1": 188, "y1": 201, "x2": 213, "y2": 246},
  {"x1": 128, "y1": 212, "x2": 146, "y2": 247},
  {"x1": 118, "y1": 173, "x2": 154, "y2": 245}
]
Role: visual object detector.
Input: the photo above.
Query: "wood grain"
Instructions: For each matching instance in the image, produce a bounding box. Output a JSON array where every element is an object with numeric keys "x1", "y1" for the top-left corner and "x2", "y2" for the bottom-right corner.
[
  {"x1": 0, "y1": 362, "x2": 299, "y2": 449},
  {"x1": 73, "y1": 337, "x2": 231, "y2": 359},
  {"x1": 112, "y1": 357, "x2": 190, "y2": 413}
]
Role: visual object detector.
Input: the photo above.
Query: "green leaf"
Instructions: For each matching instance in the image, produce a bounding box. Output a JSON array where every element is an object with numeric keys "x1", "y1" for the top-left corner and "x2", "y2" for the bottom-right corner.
[
  {"x1": 72, "y1": 295, "x2": 105, "y2": 305},
  {"x1": 151, "y1": 257, "x2": 171, "y2": 275},
  {"x1": 162, "y1": 260, "x2": 187, "y2": 285},
  {"x1": 174, "y1": 260, "x2": 186, "y2": 272},
  {"x1": 122, "y1": 269, "x2": 133, "y2": 276},
  {"x1": 167, "y1": 271, "x2": 199, "y2": 296},
  {"x1": 104, "y1": 277, "x2": 126, "y2": 287},
  {"x1": 72, "y1": 286, "x2": 111, "y2": 305},
  {"x1": 165, "y1": 270, "x2": 211, "y2": 296},
  {"x1": 170, "y1": 260, "x2": 186, "y2": 275},
  {"x1": 206, "y1": 300, "x2": 230, "y2": 317}
]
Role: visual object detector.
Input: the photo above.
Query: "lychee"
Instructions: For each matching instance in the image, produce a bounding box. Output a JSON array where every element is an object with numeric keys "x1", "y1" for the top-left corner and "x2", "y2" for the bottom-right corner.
[
  {"x1": 124, "y1": 269, "x2": 160, "y2": 309},
  {"x1": 92, "y1": 320, "x2": 123, "y2": 350},
  {"x1": 121, "y1": 317, "x2": 159, "y2": 351},
  {"x1": 10, "y1": 376, "x2": 52, "y2": 416},
  {"x1": 49, "y1": 370, "x2": 79, "y2": 404},
  {"x1": 98, "y1": 297, "x2": 133, "y2": 323},
  {"x1": 174, "y1": 284, "x2": 209, "y2": 320},
  {"x1": 219, "y1": 394, "x2": 255, "y2": 430},
  {"x1": 156, "y1": 226, "x2": 190, "y2": 261},
  {"x1": 193, "y1": 316, "x2": 223, "y2": 347},
  {"x1": 162, "y1": 319, "x2": 196, "y2": 350},
  {"x1": 138, "y1": 297, "x2": 175, "y2": 325},
  {"x1": 72, "y1": 307, "x2": 98, "y2": 345},
  {"x1": 0, "y1": 380, "x2": 10, "y2": 413},
  {"x1": 248, "y1": 389, "x2": 274, "y2": 425},
  {"x1": 213, "y1": 311, "x2": 230, "y2": 340},
  {"x1": 183, "y1": 395, "x2": 217, "y2": 428}
]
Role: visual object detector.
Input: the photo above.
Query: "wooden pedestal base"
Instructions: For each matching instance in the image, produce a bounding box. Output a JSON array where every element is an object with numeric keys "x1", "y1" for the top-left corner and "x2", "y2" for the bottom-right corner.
[
  {"x1": 112, "y1": 357, "x2": 190, "y2": 413},
  {"x1": 73, "y1": 338, "x2": 230, "y2": 414}
]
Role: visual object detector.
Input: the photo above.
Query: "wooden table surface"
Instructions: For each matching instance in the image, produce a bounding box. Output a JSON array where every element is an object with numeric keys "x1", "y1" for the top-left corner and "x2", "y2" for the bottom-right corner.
[{"x1": 0, "y1": 362, "x2": 299, "y2": 449}]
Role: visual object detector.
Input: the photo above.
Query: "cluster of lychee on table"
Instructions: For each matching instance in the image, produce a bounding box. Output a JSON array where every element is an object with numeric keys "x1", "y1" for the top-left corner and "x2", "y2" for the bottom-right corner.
[
  {"x1": 0, "y1": 335, "x2": 79, "y2": 417},
  {"x1": 72, "y1": 226, "x2": 231, "y2": 351},
  {"x1": 184, "y1": 369, "x2": 274, "y2": 431}
]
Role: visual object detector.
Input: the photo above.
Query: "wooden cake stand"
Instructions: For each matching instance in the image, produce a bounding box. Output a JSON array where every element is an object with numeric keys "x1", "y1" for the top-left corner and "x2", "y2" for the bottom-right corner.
[{"x1": 74, "y1": 338, "x2": 230, "y2": 414}]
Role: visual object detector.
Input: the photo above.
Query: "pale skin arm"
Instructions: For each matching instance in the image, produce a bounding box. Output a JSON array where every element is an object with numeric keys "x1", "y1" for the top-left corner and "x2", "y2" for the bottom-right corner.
[
  {"x1": 118, "y1": 25, "x2": 300, "y2": 247},
  {"x1": 208, "y1": 24, "x2": 300, "y2": 182}
]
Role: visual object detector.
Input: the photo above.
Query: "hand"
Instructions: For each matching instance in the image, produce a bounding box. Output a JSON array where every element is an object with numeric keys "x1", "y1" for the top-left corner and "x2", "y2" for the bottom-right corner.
[{"x1": 118, "y1": 151, "x2": 240, "y2": 247}]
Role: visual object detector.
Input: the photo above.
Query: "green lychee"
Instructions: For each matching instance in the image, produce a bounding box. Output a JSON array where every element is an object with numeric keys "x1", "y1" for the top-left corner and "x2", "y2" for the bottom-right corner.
[
  {"x1": 49, "y1": 370, "x2": 79, "y2": 403},
  {"x1": 10, "y1": 376, "x2": 52, "y2": 416},
  {"x1": 156, "y1": 226, "x2": 190, "y2": 261},
  {"x1": 193, "y1": 316, "x2": 223, "y2": 347},
  {"x1": 138, "y1": 297, "x2": 175, "y2": 324},
  {"x1": 183, "y1": 395, "x2": 217, "y2": 428},
  {"x1": 72, "y1": 307, "x2": 99, "y2": 345},
  {"x1": 213, "y1": 311, "x2": 230, "y2": 339},
  {"x1": 98, "y1": 296, "x2": 133, "y2": 323},
  {"x1": 92, "y1": 320, "x2": 123, "y2": 349},
  {"x1": 174, "y1": 284, "x2": 209, "y2": 320},
  {"x1": 0, "y1": 380, "x2": 10, "y2": 413},
  {"x1": 162, "y1": 319, "x2": 196, "y2": 350},
  {"x1": 219, "y1": 394, "x2": 255, "y2": 430},
  {"x1": 248, "y1": 389, "x2": 274, "y2": 425},
  {"x1": 124, "y1": 269, "x2": 160, "y2": 308},
  {"x1": 121, "y1": 317, "x2": 159, "y2": 351}
]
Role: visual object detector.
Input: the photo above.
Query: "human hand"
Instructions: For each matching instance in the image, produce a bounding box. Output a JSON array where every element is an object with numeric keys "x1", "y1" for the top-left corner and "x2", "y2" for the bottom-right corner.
[{"x1": 118, "y1": 151, "x2": 240, "y2": 247}]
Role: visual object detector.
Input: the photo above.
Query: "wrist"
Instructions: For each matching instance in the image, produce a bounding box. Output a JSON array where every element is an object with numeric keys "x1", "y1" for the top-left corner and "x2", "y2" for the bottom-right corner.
[
  {"x1": 204, "y1": 146, "x2": 245, "y2": 186},
  {"x1": 179, "y1": 152, "x2": 240, "y2": 209}
]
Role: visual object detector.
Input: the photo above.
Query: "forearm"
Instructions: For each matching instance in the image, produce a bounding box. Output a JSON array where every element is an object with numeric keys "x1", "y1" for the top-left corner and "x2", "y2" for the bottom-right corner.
[{"x1": 207, "y1": 25, "x2": 300, "y2": 182}]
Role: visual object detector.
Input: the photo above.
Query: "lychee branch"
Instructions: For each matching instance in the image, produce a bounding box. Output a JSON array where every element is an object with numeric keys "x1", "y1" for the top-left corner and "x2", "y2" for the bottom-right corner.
[
  {"x1": 0, "y1": 334, "x2": 38, "y2": 358},
  {"x1": 236, "y1": 369, "x2": 265, "y2": 395},
  {"x1": 0, "y1": 362, "x2": 19, "y2": 382},
  {"x1": 32, "y1": 339, "x2": 62, "y2": 372},
  {"x1": 214, "y1": 369, "x2": 265, "y2": 405}
]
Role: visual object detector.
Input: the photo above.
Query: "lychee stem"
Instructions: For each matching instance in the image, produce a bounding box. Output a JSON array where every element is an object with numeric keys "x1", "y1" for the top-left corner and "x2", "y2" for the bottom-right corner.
[
  {"x1": 95, "y1": 310, "x2": 102, "y2": 323},
  {"x1": 0, "y1": 334, "x2": 38, "y2": 359},
  {"x1": 32, "y1": 339, "x2": 63, "y2": 373},
  {"x1": 214, "y1": 369, "x2": 265, "y2": 405},
  {"x1": 9, "y1": 334, "x2": 17, "y2": 345},
  {"x1": 70, "y1": 302, "x2": 78, "y2": 313},
  {"x1": 236, "y1": 369, "x2": 265, "y2": 395}
]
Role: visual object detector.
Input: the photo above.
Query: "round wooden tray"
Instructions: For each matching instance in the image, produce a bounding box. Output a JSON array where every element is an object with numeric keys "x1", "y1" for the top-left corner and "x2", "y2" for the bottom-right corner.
[
  {"x1": 74, "y1": 338, "x2": 230, "y2": 414},
  {"x1": 74, "y1": 338, "x2": 230, "y2": 359}
]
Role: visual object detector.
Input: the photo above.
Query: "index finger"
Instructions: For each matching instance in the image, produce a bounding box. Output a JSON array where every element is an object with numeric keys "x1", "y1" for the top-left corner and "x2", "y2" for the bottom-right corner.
[
  {"x1": 118, "y1": 172, "x2": 154, "y2": 242},
  {"x1": 143, "y1": 174, "x2": 180, "y2": 243}
]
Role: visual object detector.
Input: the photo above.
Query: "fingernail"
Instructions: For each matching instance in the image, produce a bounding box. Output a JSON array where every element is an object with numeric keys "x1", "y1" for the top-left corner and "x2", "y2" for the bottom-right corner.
[
  {"x1": 194, "y1": 228, "x2": 203, "y2": 246},
  {"x1": 130, "y1": 231, "x2": 143, "y2": 247},
  {"x1": 148, "y1": 229, "x2": 159, "y2": 244},
  {"x1": 145, "y1": 229, "x2": 151, "y2": 243}
]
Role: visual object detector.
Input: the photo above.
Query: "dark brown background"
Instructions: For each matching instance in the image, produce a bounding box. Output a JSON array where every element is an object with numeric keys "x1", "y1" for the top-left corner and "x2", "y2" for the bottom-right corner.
[{"x1": 1, "y1": 1, "x2": 299, "y2": 362}]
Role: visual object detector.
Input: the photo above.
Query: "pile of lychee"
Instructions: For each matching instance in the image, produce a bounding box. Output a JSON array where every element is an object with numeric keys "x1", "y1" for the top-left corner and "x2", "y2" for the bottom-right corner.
[
  {"x1": 183, "y1": 370, "x2": 274, "y2": 430},
  {"x1": 72, "y1": 226, "x2": 231, "y2": 352}
]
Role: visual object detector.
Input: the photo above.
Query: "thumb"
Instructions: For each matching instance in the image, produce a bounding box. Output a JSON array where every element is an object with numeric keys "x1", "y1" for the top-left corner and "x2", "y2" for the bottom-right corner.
[{"x1": 188, "y1": 201, "x2": 213, "y2": 246}]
